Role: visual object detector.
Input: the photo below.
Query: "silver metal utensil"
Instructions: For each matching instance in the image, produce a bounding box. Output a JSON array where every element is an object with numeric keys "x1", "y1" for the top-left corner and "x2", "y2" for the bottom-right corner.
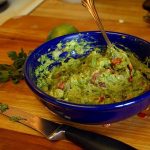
[
  {"x1": 0, "y1": 103, "x2": 136, "y2": 150},
  {"x1": 81, "y1": 0, "x2": 112, "y2": 47}
]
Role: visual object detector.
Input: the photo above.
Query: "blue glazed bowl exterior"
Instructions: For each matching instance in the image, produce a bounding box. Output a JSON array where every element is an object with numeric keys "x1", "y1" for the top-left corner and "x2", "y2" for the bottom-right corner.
[{"x1": 24, "y1": 31, "x2": 150, "y2": 124}]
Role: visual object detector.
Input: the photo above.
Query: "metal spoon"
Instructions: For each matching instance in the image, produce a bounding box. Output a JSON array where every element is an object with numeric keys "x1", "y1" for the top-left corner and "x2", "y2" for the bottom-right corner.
[{"x1": 81, "y1": 0, "x2": 112, "y2": 47}]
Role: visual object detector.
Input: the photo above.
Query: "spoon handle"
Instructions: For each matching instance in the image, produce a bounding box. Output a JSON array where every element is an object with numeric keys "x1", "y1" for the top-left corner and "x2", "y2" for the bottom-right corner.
[{"x1": 82, "y1": 0, "x2": 112, "y2": 47}]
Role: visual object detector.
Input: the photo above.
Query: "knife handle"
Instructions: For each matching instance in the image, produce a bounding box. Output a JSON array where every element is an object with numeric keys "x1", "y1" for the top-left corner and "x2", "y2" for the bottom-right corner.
[{"x1": 63, "y1": 125, "x2": 137, "y2": 150}]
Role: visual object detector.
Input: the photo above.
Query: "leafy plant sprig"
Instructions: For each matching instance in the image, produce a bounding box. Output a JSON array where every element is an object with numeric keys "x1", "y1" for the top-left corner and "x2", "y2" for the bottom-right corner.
[{"x1": 0, "y1": 49, "x2": 28, "y2": 84}]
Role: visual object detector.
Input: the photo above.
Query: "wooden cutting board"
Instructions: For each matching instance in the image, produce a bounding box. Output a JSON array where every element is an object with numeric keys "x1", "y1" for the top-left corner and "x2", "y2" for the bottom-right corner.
[{"x1": 0, "y1": 15, "x2": 150, "y2": 150}]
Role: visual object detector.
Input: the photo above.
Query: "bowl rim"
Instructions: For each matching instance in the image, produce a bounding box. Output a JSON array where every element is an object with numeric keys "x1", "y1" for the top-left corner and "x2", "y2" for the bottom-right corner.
[{"x1": 24, "y1": 30, "x2": 150, "y2": 111}]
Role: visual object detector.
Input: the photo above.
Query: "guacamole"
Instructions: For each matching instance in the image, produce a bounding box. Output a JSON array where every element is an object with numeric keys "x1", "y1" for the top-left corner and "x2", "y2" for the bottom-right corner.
[{"x1": 35, "y1": 39, "x2": 150, "y2": 105}]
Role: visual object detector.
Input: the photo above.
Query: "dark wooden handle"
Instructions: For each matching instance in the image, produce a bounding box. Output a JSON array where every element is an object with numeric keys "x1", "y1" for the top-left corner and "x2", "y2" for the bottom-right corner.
[{"x1": 64, "y1": 126, "x2": 137, "y2": 150}]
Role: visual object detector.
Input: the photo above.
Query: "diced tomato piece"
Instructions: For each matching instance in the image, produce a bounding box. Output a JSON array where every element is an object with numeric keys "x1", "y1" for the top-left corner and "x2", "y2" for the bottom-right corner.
[
  {"x1": 111, "y1": 58, "x2": 122, "y2": 65},
  {"x1": 98, "y1": 96, "x2": 105, "y2": 103},
  {"x1": 137, "y1": 112, "x2": 147, "y2": 118},
  {"x1": 128, "y1": 76, "x2": 133, "y2": 82},
  {"x1": 128, "y1": 63, "x2": 133, "y2": 82},
  {"x1": 91, "y1": 71, "x2": 99, "y2": 83},
  {"x1": 57, "y1": 81, "x2": 65, "y2": 90}
]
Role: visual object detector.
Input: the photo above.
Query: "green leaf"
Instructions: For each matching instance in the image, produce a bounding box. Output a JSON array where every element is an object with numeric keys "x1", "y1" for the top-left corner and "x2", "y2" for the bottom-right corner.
[
  {"x1": 0, "y1": 70, "x2": 9, "y2": 82},
  {"x1": 18, "y1": 48, "x2": 27, "y2": 59},
  {"x1": 9, "y1": 116, "x2": 26, "y2": 122},
  {"x1": 0, "y1": 48, "x2": 28, "y2": 84},
  {"x1": 8, "y1": 51, "x2": 17, "y2": 60},
  {"x1": 0, "y1": 103, "x2": 9, "y2": 112},
  {"x1": 0, "y1": 64, "x2": 11, "y2": 70},
  {"x1": 13, "y1": 58, "x2": 25, "y2": 69}
]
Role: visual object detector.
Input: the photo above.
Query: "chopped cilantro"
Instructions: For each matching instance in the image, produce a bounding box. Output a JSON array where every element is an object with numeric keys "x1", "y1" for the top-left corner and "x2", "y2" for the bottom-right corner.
[
  {"x1": 9, "y1": 116, "x2": 26, "y2": 122},
  {"x1": 0, "y1": 103, "x2": 9, "y2": 112},
  {"x1": 0, "y1": 49, "x2": 28, "y2": 84}
]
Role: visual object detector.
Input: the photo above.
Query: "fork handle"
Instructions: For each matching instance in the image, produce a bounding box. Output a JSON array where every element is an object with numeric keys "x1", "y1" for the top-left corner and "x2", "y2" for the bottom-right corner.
[
  {"x1": 64, "y1": 125, "x2": 137, "y2": 150},
  {"x1": 82, "y1": 0, "x2": 111, "y2": 47}
]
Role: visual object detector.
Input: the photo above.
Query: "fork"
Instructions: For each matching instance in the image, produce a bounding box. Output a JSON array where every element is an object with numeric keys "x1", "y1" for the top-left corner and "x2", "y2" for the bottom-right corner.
[{"x1": 81, "y1": 0, "x2": 112, "y2": 47}]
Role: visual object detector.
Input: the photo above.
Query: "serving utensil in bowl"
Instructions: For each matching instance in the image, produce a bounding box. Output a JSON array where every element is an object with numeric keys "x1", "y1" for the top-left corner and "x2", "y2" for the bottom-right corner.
[{"x1": 81, "y1": 0, "x2": 112, "y2": 47}]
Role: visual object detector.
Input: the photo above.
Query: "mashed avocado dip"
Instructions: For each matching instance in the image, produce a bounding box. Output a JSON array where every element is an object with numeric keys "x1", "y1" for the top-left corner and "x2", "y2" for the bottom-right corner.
[{"x1": 35, "y1": 39, "x2": 150, "y2": 105}]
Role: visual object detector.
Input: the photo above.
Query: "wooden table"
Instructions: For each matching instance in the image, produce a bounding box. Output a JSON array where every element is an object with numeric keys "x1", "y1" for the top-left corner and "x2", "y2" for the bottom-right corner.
[{"x1": 0, "y1": 0, "x2": 150, "y2": 149}]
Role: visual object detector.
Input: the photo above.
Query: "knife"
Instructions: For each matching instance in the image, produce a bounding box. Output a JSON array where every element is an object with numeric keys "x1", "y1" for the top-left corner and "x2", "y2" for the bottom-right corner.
[{"x1": 0, "y1": 103, "x2": 136, "y2": 150}]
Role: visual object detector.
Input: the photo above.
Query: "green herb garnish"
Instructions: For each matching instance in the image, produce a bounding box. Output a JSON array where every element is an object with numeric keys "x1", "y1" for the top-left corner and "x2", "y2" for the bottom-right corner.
[
  {"x1": 0, "y1": 103, "x2": 26, "y2": 122},
  {"x1": 9, "y1": 116, "x2": 26, "y2": 122},
  {"x1": 0, "y1": 103, "x2": 9, "y2": 112},
  {"x1": 0, "y1": 49, "x2": 28, "y2": 84}
]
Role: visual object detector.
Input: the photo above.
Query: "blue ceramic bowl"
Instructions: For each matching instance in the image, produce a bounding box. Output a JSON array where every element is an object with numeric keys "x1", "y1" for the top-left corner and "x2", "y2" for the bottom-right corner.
[{"x1": 24, "y1": 31, "x2": 150, "y2": 124}]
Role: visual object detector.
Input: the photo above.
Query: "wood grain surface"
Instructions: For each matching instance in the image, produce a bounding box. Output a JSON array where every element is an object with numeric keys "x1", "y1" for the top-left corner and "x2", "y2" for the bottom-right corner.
[
  {"x1": 0, "y1": 15, "x2": 150, "y2": 150},
  {"x1": 0, "y1": 0, "x2": 150, "y2": 149},
  {"x1": 31, "y1": 0, "x2": 147, "y2": 24},
  {"x1": 0, "y1": 128, "x2": 81, "y2": 150}
]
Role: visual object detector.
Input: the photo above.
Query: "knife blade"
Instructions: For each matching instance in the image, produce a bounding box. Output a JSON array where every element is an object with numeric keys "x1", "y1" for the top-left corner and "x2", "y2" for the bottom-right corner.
[{"x1": 0, "y1": 103, "x2": 137, "y2": 150}]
